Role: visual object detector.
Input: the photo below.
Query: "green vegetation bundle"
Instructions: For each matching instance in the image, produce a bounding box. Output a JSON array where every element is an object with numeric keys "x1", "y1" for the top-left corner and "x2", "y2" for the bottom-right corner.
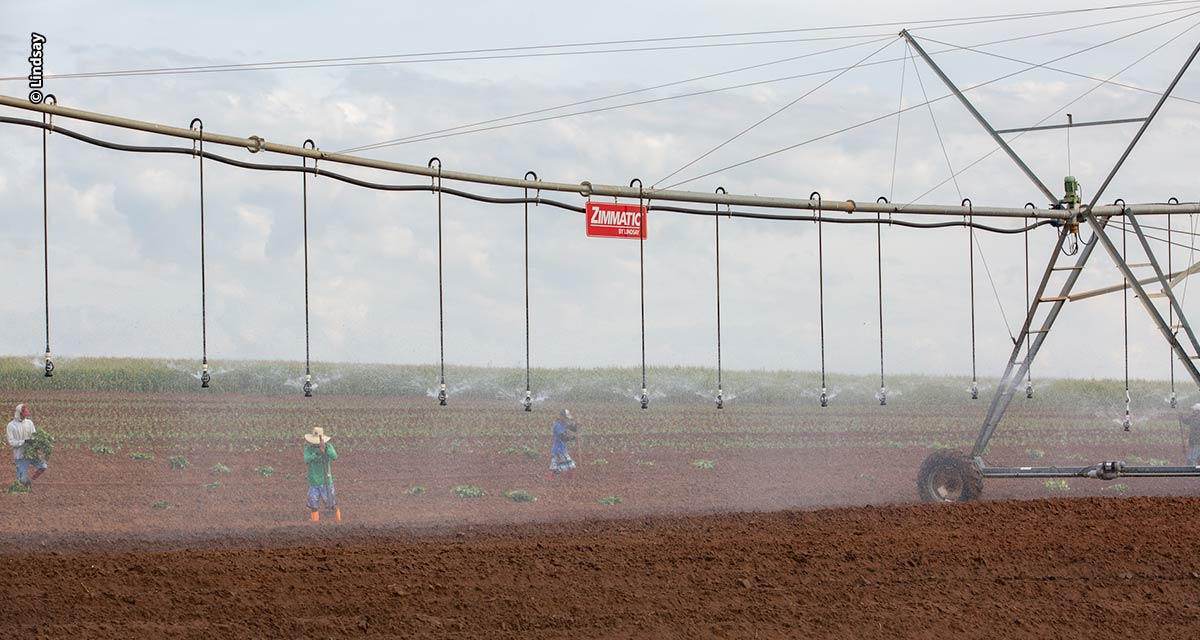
[
  {"x1": 503, "y1": 489, "x2": 536, "y2": 502},
  {"x1": 23, "y1": 430, "x2": 54, "y2": 463}
]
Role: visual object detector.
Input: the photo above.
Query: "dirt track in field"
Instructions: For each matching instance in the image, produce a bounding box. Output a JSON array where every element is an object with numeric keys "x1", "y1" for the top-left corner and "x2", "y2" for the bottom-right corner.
[{"x1": 4, "y1": 497, "x2": 1200, "y2": 639}]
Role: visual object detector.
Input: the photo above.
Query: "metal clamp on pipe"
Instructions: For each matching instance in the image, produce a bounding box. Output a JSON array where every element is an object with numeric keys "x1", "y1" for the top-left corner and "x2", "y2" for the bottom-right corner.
[{"x1": 1085, "y1": 461, "x2": 1124, "y2": 480}]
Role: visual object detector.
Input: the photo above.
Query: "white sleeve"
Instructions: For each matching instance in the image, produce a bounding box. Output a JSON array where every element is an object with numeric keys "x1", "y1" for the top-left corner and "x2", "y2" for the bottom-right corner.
[{"x1": 6, "y1": 423, "x2": 21, "y2": 448}]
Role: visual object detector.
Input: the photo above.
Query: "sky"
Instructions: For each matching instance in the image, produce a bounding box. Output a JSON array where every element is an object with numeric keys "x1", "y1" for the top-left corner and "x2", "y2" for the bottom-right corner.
[{"x1": 3, "y1": 0, "x2": 1200, "y2": 383}]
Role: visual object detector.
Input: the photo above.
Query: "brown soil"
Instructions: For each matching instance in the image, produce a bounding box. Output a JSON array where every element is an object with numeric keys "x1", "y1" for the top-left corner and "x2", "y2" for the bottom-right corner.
[
  {"x1": 5, "y1": 497, "x2": 1200, "y2": 638},
  {"x1": 4, "y1": 393, "x2": 1200, "y2": 637}
]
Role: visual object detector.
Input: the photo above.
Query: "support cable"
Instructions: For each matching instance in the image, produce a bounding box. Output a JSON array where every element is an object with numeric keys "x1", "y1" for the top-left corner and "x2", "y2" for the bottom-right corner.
[
  {"x1": 655, "y1": 37, "x2": 898, "y2": 187},
  {"x1": 302, "y1": 139, "x2": 316, "y2": 398},
  {"x1": 975, "y1": 232, "x2": 1017, "y2": 343},
  {"x1": 430, "y1": 157, "x2": 447, "y2": 406},
  {"x1": 522, "y1": 171, "x2": 539, "y2": 412},
  {"x1": 715, "y1": 187, "x2": 727, "y2": 409},
  {"x1": 909, "y1": 48, "x2": 963, "y2": 201},
  {"x1": 10, "y1": 1, "x2": 1195, "y2": 83},
  {"x1": 40, "y1": 98, "x2": 55, "y2": 378},
  {"x1": 339, "y1": 4, "x2": 1200, "y2": 153},
  {"x1": 899, "y1": 13, "x2": 1200, "y2": 210},
  {"x1": 190, "y1": 118, "x2": 210, "y2": 389},
  {"x1": 813, "y1": 192, "x2": 829, "y2": 407},
  {"x1": 1185, "y1": 213, "x2": 1197, "y2": 304},
  {"x1": 344, "y1": 36, "x2": 894, "y2": 154},
  {"x1": 668, "y1": 9, "x2": 1200, "y2": 190},
  {"x1": 634, "y1": 179, "x2": 649, "y2": 409},
  {"x1": 1109, "y1": 220, "x2": 1200, "y2": 253},
  {"x1": 889, "y1": 42, "x2": 909, "y2": 203}
]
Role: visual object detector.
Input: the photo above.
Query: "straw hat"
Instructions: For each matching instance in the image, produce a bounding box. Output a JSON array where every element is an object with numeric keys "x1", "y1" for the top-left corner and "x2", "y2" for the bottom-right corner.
[{"x1": 304, "y1": 427, "x2": 331, "y2": 445}]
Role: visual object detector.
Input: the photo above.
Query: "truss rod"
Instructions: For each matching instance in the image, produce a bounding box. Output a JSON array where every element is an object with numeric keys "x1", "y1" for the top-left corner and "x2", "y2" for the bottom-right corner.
[
  {"x1": 901, "y1": 30, "x2": 1058, "y2": 204},
  {"x1": 994, "y1": 117, "x2": 1147, "y2": 134},
  {"x1": 1068, "y1": 261, "x2": 1200, "y2": 300},
  {"x1": 5, "y1": 95, "x2": 1200, "y2": 219},
  {"x1": 0, "y1": 94, "x2": 1085, "y2": 220}
]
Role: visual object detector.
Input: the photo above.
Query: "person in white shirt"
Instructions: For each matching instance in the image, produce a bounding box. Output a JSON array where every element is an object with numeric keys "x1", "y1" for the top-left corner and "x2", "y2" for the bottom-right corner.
[{"x1": 7, "y1": 404, "x2": 47, "y2": 489}]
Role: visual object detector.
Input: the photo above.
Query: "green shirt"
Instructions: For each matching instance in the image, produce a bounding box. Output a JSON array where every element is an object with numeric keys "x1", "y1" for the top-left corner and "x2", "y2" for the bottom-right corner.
[{"x1": 304, "y1": 442, "x2": 338, "y2": 487}]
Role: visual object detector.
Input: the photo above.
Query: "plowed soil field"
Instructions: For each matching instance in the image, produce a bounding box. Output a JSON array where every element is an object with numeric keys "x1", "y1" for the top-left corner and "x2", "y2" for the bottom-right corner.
[{"x1": 3, "y1": 391, "x2": 1200, "y2": 638}]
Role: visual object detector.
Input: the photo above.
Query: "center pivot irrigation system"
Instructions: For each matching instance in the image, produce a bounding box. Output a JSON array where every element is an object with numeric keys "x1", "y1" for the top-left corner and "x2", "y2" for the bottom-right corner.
[{"x1": 5, "y1": 26, "x2": 1200, "y2": 501}]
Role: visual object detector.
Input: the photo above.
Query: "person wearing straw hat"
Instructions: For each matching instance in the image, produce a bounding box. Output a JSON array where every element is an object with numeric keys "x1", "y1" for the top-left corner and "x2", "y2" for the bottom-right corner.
[
  {"x1": 7, "y1": 404, "x2": 47, "y2": 490},
  {"x1": 303, "y1": 426, "x2": 340, "y2": 522}
]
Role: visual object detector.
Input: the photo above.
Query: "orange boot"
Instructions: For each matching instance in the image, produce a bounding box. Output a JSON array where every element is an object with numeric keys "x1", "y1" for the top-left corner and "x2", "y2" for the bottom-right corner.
[
  {"x1": 310, "y1": 510, "x2": 320, "y2": 522},
  {"x1": 334, "y1": 507, "x2": 342, "y2": 523}
]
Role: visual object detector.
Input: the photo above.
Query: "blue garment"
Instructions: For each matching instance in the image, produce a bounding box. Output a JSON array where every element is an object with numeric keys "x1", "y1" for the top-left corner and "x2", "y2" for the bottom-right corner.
[
  {"x1": 551, "y1": 420, "x2": 571, "y2": 457},
  {"x1": 307, "y1": 483, "x2": 336, "y2": 510},
  {"x1": 14, "y1": 458, "x2": 47, "y2": 484}
]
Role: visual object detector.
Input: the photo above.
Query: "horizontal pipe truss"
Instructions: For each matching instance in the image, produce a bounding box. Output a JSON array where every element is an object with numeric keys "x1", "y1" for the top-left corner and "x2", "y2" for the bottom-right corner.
[{"x1": 4, "y1": 94, "x2": 1199, "y2": 221}]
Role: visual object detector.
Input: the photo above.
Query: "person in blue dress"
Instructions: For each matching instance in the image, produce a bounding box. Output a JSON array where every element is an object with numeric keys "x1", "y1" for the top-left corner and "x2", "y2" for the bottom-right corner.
[{"x1": 547, "y1": 409, "x2": 578, "y2": 480}]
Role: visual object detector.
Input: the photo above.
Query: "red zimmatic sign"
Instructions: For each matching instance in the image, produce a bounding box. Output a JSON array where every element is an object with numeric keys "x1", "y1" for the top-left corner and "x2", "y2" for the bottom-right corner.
[{"x1": 586, "y1": 201, "x2": 647, "y2": 239}]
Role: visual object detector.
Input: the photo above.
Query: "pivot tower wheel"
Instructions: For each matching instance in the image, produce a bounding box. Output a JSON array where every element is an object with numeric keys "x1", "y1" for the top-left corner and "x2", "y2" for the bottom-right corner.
[{"x1": 917, "y1": 449, "x2": 983, "y2": 502}]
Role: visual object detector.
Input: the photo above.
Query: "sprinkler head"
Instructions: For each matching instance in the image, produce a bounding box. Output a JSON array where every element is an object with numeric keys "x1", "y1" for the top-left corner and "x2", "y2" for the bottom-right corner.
[
  {"x1": 640, "y1": 388, "x2": 649, "y2": 410},
  {"x1": 715, "y1": 389, "x2": 723, "y2": 410},
  {"x1": 523, "y1": 389, "x2": 532, "y2": 412},
  {"x1": 200, "y1": 363, "x2": 211, "y2": 389},
  {"x1": 1026, "y1": 383, "x2": 1034, "y2": 400},
  {"x1": 1171, "y1": 392, "x2": 1178, "y2": 409},
  {"x1": 303, "y1": 373, "x2": 313, "y2": 398},
  {"x1": 878, "y1": 387, "x2": 887, "y2": 406},
  {"x1": 43, "y1": 351, "x2": 53, "y2": 378},
  {"x1": 438, "y1": 383, "x2": 447, "y2": 406},
  {"x1": 970, "y1": 381, "x2": 979, "y2": 400},
  {"x1": 819, "y1": 388, "x2": 828, "y2": 408},
  {"x1": 1122, "y1": 416, "x2": 1132, "y2": 432}
]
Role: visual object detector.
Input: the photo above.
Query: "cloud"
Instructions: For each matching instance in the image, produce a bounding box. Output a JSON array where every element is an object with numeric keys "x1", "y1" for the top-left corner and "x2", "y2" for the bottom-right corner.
[{"x1": 3, "y1": 2, "x2": 1200, "y2": 382}]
